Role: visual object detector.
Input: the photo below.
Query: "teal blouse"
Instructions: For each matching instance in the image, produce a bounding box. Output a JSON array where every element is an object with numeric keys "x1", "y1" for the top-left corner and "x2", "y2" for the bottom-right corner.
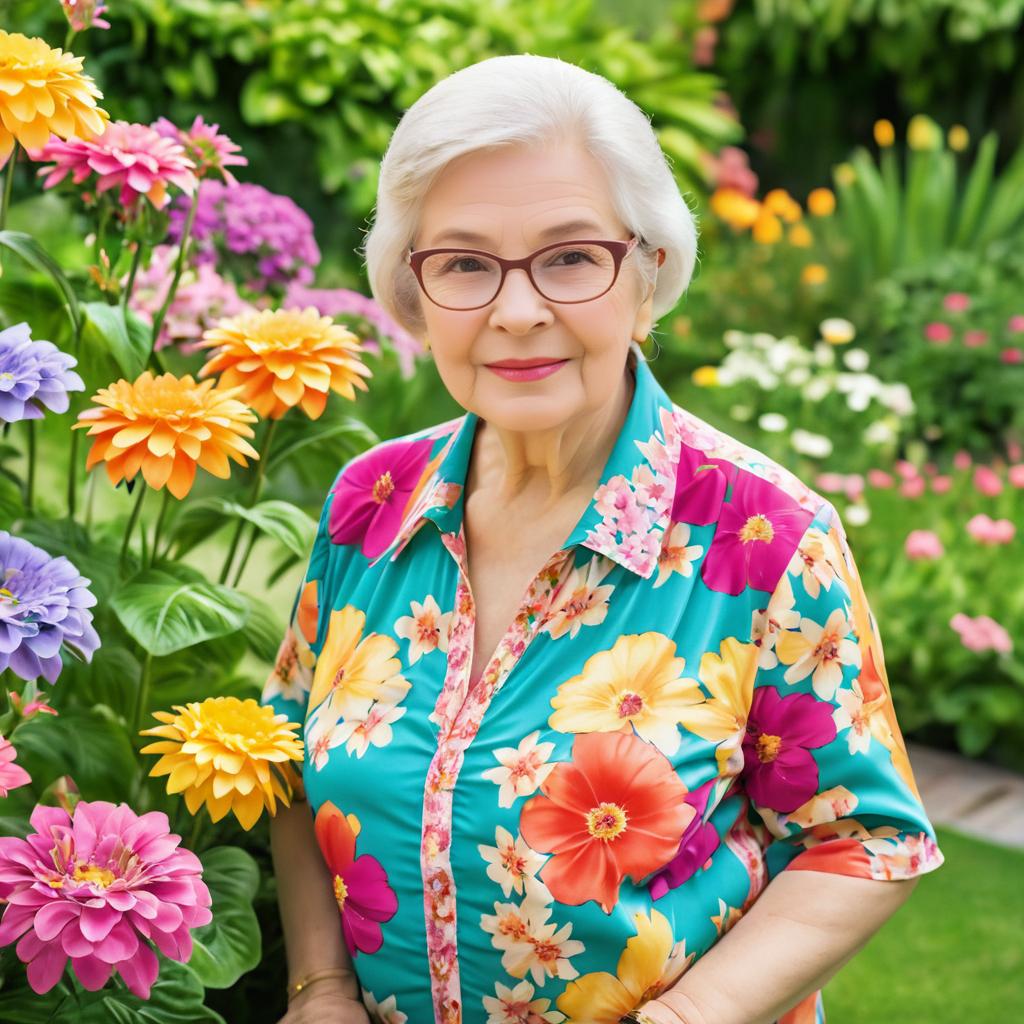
[{"x1": 261, "y1": 355, "x2": 944, "y2": 1024}]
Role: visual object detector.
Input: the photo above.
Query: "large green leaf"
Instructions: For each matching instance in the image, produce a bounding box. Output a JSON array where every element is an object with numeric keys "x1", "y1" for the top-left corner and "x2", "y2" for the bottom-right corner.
[
  {"x1": 241, "y1": 591, "x2": 287, "y2": 664},
  {"x1": 0, "y1": 230, "x2": 80, "y2": 335},
  {"x1": 170, "y1": 497, "x2": 316, "y2": 560},
  {"x1": 80, "y1": 301, "x2": 152, "y2": 381},
  {"x1": 187, "y1": 847, "x2": 262, "y2": 989},
  {"x1": 111, "y1": 568, "x2": 250, "y2": 657}
]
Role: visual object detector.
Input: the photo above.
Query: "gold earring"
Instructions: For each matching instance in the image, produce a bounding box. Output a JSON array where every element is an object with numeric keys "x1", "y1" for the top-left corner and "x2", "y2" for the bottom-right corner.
[{"x1": 423, "y1": 335, "x2": 431, "y2": 351}]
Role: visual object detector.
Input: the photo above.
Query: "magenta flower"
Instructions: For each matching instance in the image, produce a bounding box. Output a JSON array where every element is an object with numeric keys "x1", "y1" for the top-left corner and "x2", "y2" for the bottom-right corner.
[
  {"x1": 152, "y1": 115, "x2": 247, "y2": 185},
  {"x1": 0, "y1": 738, "x2": 31, "y2": 796},
  {"x1": 942, "y1": 292, "x2": 971, "y2": 312},
  {"x1": 328, "y1": 437, "x2": 435, "y2": 558},
  {"x1": 648, "y1": 778, "x2": 720, "y2": 900},
  {"x1": 965, "y1": 514, "x2": 1015, "y2": 545},
  {"x1": 923, "y1": 322, "x2": 953, "y2": 344},
  {"x1": 34, "y1": 120, "x2": 197, "y2": 213},
  {"x1": 905, "y1": 529, "x2": 944, "y2": 560},
  {"x1": 950, "y1": 613, "x2": 1013, "y2": 655},
  {"x1": 742, "y1": 686, "x2": 837, "y2": 812},
  {"x1": 671, "y1": 442, "x2": 736, "y2": 526},
  {"x1": 700, "y1": 471, "x2": 814, "y2": 595},
  {"x1": 0, "y1": 801, "x2": 212, "y2": 997},
  {"x1": 972, "y1": 465, "x2": 1003, "y2": 496}
]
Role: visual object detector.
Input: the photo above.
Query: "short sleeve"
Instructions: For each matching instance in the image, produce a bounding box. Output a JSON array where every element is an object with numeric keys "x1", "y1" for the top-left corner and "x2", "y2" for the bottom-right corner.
[
  {"x1": 743, "y1": 499, "x2": 945, "y2": 883},
  {"x1": 258, "y1": 468, "x2": 339, "y2": 729}
]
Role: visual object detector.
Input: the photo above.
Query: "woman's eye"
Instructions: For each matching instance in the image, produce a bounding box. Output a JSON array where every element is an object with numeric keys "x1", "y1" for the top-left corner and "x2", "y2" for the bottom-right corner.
[
  {"x1": 445, "y1": 257, "x2": 485, "y2": 273},
  {"x1": 551, "y1": 249, "x2": 595, "y2": 266}
]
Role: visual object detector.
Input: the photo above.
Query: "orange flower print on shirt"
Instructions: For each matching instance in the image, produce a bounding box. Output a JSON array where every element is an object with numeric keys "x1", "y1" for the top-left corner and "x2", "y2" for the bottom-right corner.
[
  {"x1": 394, "y1": 594, "x2": 453, "y2": 664},
  {"x1": 776, "y1": 606, "x2": 860, "y2": 700},
  {"x1": 519, "y1": 731, "x2": 693, "y2": 914},
  {"x1": 557, "y1": 908, "x2": 694, "y2": 1023},
  {"x1": 548, "y1": 633, "x2": 703, "y2": 756}
]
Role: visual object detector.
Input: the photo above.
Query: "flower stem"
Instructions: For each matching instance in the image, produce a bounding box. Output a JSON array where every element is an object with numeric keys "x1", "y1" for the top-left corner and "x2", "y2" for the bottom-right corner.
[
  {"x1": 64, "y1": 27, "x2": 77, "y2": 52},
  {"x1": 149, "y1": 195, "x2": 197, "y2": 351},
  {"x1": 219, "y1": 418, "x2": 277, "y2": 585},
  {"x1": 121, "y1": 242, "x2": 144, "y2": 312},
  {"x1": 0, "y1": 143, "x2": 16, "y2": 233},
  {"x1": 231, "y1": 524, "x2": 259, "y2": 588},
  {"x1": 119, "y1": 484, "x2": 147, "y2": 568},
  {"x1": 25, "y1": 419, "x2": 35, "y2": 514},
  {"x1": 187, "y1": 812, "x2": 203, "y2": 853},
  {"x1": 133, "y1": 650, "x2": 153, "y2": 741},
  {"x1": 150, "y1": 488, "x2": 171, "y2": 567}
]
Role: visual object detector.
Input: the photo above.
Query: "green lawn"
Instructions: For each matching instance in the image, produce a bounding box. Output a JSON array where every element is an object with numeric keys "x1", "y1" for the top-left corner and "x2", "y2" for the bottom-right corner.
[{"x1": 823, "y1": 826, "x2": 1024, "y2": 1020}]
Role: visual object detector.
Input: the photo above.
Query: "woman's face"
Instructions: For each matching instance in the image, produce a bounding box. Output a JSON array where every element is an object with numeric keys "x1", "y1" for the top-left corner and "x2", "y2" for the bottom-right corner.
[{"x1": 411, "y1": 137, "x2": 656, "y2": 433}]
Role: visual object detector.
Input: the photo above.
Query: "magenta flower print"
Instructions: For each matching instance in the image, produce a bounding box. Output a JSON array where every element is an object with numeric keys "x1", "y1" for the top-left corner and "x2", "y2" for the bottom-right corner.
[
  {"x1": 328, "y1": 437, "x2": 435, "y2": 558},
  {"x1": 314, "y1": 801, "x2": 398, "y2": 957},
  {"x1": 0, "y1": 738, "x2": 31, "y2": 796},
  {"x1": 742, "y1": 686, "x2": 837, "y2": 813},
  {"x1": 671, "y1": 442, "x2": 736, "y2": 526},
  {"x1": 648, "y1": 777, "x2": 720, "y2": 900},
  {"x1": 701, "y1": 471, "x2": 815, "y2": 595},
  {"x1": 0, "y1": 801, "x2": 212, "y2": 997}
]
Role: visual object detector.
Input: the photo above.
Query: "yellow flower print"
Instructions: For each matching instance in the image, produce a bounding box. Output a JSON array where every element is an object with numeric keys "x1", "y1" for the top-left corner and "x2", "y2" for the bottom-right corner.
[
  {"x1": 776, "y1": 606, "x2": 860, "y2": 700},
  {"x1": 306, "y1": 605, "x2": 410, "y2": 722},
  {"x1": 548, "y1": 633, "x2": 703, "y2": 755},
  {"x1": 675, "y1": 637, "x2": 759, "y2": 776},
  {"x1": 556, "y1": 908, "x2": 694, "y2": 1024}
]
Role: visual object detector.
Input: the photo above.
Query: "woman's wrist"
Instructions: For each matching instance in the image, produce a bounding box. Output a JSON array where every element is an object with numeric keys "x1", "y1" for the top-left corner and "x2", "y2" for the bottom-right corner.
[{"x1": 287, "y1": 965, "x2": 357, "y2": 1003}]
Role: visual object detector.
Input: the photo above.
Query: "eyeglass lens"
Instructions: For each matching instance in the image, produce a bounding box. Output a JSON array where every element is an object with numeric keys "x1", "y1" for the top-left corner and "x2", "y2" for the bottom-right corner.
[{"x1": 419, "y1": 243, "x2": 618, "y2": 308}]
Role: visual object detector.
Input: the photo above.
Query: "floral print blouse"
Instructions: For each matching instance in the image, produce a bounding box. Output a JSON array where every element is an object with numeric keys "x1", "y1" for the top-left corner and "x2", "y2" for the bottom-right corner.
[{"x1": 260, "y1": 354, "x2": 944, "y2": 1024}]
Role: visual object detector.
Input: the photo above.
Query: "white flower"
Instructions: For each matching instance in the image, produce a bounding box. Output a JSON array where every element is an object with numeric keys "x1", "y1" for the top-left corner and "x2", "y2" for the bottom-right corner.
[
  {"x1": 723, "y1": 329, "x2": 746, "y2": 349},
  {"x1": 820, "y1": 317, "x2": 856, "y2": 344},
  {"x1": 842, "y1": 347, "x2": 871, "y2": 371},
  {"x1": 863, "y1": 419, "x2": 896, "y2": 445},
  {"x1": 836, "y1": 372, "x2": 880, "y2": 412},
  {"x1": 759, "y1": 412, "x2": 789, "y2": 432},
  {"x1": 790, "y1": 429, "x2": 833, "y2": 458},
  {"x1": 481, "y1": 730, "x2": 557, "y2": 807},
  {"x1": 878, "y1": 382, "x2": 915, "y2": 416},
  {"x1": 478, "y1": 826, "x2": 550, "y2": 900},
  {"x1": 845, "y1": 503, "x2": 871, "y2": 526},
  {"x1": 729, "y1": 404, "x2": 753, "y2": 421},
  {"x1": 803, "y1": 376, "x2": 832, "y2": 402},
  {"x1": 482, "y1": 979, "x2": 565, "y2": 1023},
  {"x1": 813, "y1": 341, "x2": 837, "y2": 366},
  {"x1": 785, "y1": 366, "x2": 812, "y2": 386}
]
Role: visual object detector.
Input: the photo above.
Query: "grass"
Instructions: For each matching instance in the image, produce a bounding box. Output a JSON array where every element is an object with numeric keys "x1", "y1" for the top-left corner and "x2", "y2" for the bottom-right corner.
[{"x1": 823, "y1": 826, "x2": 1024, "y2": 1020}]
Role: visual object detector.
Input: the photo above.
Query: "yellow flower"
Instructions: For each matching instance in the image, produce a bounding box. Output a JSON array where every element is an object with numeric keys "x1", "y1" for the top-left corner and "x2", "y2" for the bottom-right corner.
[
  {"x1": 0, "y1": 31, "x2": 109, "y2": 166},
  {"x1": 907, "y1": 114, "x2": 940, "y2": 151},
  {"x1": 820, "y1": 316, "x2": 856, "y2": 344},
  {"x1": 787, "y1": 223, "x2": 813, "y2": 247},
  {"x1": 947, "y1": 124, "x2": 969, "y2": 152},
  {"x1": 833, "y1": 163, "x2": 856, "y2": 187},
  {"x1": 548, "y1": 633, "x2": 703, "y2": 755},
  {"x1": 140, "y1": 696, "x2": 303, "y2": 830},
  {"x1": 762, "y1": 188, "x2": 802, "y2": 223},
  {"x1": 801, "y1": 264, "x2": 828, "y2": 285},
  {"x1": 197, "y1": 307, "x2": 372, "y2": 420},
  {"x1": 676, "y1": 637, "x2": 758, "y2": 776},
  {"x1": 557, "y1": 908, "x2": 694, "y2": 1022},
  {"x1": 709, "y1": 187, "x2": 761, "y2": 230},
  {"x1": 307, "y1": 604, "x2": 410, "y2": 724},
  {"x1": 751, "y1": 209, "x2": 783, "y2": 244},
  {"x1": 72, "y1": 371, "x2": 260, "y2": 499},
  {"x1": 691, "y1": 365, "x2": 719, "y2": 387},
  {"x1": 873, "y1": 119, "x2": 895, "y2": 148},
  {"x1": 806, "y1": 187, "x2": 835, "y2": 217}
]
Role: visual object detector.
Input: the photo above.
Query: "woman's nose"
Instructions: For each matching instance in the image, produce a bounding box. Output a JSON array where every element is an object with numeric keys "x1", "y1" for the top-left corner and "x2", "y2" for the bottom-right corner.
[{"x1": 488, "y1": 267, "x2": 553, "y2": 331}]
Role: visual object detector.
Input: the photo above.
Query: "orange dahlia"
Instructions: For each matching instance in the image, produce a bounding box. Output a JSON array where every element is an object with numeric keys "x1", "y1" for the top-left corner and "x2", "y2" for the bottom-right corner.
[
  {"x1": 72, "y1": 370, "x2": 259, "y2": 499},
  {"x1": 0, "y1": 31, "x2": 109, "y2": 167},
  {"x1": 196, "y1": 306, "x2": 372, "y2": 420}
]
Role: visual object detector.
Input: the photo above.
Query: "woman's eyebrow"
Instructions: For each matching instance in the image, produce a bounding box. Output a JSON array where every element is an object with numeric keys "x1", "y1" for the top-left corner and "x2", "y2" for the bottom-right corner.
[{"x1": 428, "y1": 218, "x2": 607, "y2": 248}]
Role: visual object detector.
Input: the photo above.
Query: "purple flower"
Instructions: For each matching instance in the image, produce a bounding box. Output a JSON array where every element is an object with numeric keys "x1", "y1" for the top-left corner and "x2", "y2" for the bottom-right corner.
[
  {"x1": 0, "y1": 323, "x2": 85, "y2": 423},
  {"x1": 0, "y1": 531, "x2": 100, "y2": 684},
  {"x1": 170, "y1": 180, "x2": 320, "y2": 291},
  {"x1": 283, "y1": 282, "x2": 425, "y2": 379},
  {"x1": 742, "y1": 686, "x2": 837, "y2": 813}
]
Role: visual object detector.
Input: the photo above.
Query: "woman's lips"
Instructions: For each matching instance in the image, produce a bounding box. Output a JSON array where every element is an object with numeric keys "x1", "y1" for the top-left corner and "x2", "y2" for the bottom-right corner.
[{"x1": 485, "y1": 358, "x2": 569, "y2": 381}]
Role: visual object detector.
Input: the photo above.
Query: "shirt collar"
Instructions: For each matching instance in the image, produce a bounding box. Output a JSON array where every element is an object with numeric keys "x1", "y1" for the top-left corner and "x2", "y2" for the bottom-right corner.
[{"x1": 367, "y1": 356, "x2": 682, "y2": 579}]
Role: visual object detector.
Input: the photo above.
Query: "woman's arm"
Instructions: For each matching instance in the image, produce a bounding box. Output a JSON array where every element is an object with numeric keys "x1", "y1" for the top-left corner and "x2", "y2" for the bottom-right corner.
[
  {"x1": 640, "y1": 869, "x2": 920, "y2": 1024},
  {"x1": 269, "y1": 796, "x2": 361, "y2": 1002}
]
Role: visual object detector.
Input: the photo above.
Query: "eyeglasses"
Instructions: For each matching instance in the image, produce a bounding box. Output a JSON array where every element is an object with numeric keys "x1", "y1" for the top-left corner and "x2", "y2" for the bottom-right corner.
[{"x1": 405, "y1": 236, "x2": 640, "y2": 311}]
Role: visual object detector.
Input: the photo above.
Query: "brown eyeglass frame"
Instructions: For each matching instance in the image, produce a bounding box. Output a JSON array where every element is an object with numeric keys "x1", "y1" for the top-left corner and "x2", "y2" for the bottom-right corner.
[{"x1": 405, "y1": 236, "x2": 640, "y2": 310}]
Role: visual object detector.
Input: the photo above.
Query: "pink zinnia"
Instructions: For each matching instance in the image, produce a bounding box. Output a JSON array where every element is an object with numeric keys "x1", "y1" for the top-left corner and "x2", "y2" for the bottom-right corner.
[
  {"x1": 61, "y1": 0, "x2": 110, "y2": 31},
  {"x1": 1001, "y1": 347, "x2": 1024, "y2": 365},
  {"x1": 0, "y1": 738, "x2": 31, "y2": 796},
  {"x1": 867, "y1": 468, "x2": 894, "y2": 489},
  {"x1": 965, "y1": 513, "x2": 1015, "y2": 545},
  {"x1": 328, "y1": 437, "x2": 435, "y2": 559},
  {"x1": 742, "y1": 687, "x2": 837, "y2": 813},
  {"x1": 942, "y1": 292, "x2": 971, "y2": 312},
  {"x1": 905, "y1": 529, "x2": 944, "y2": 560},
  {"x1": 972, "y1": 465, "x2": 1003, "y2": 496},
  {"x1": 963, "y1": 329, "x2": 989, "y2": 348},
  {"x1": 152, "y1": 114, "x2": 247, "y2": 185},
  {"x1": 1008, "y1": 315, "x2": 1024, "y2": 334},
  {"x1": 950, "y1": 613, "x2": 1012, "y2": 655},
  {"x1": 0, "y1": 801, "x2": 211, "y2": 997},
  {"x1": 931, "y1": 475, "x2": 952, "y2": 493},
  {"x1": 34, "y1": 120, "x2": 197, "y2": 212},
  {"x1": 953, "y1": 450, "x2": 973, "y2": 471},
  {"x1": 899, "y1": 476, "x2": 926, "y2": 499},
  {"x1": 1009, "y1": 464, "x2": 1024, "y2": 489},
  {"x1": 700, "y1": 471, "x2": 814, "y2": 595},
  {"x1": 923, "y1": 322, "x2": 953, "y2": 344}
]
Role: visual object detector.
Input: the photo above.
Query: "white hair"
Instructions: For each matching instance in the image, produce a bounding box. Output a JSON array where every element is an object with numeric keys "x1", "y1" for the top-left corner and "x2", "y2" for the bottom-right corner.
[{"x1": 360, "y1": 53, "x2": 700, "y2": 359}]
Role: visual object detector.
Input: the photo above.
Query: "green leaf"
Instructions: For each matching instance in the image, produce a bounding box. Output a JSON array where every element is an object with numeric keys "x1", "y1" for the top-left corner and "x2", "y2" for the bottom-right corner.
[
  {"x1": 241, "y1": 591, "x2": 287, "y2": 664},
  {"x1": 111, "y1": 568, "x2": 251, "y2": 657},
  {"x1": 0, "y1": 230, "x2": 80, "y2": 335},
  {"x1": 80, "y1": 301, "x2": 152, "y2": 381},
  {"x1": 187, "y1": 847, "x2": 262, "y2": 988},
  {"x1": 171, "y1": 497, "x2": 316, "y2": 560}
]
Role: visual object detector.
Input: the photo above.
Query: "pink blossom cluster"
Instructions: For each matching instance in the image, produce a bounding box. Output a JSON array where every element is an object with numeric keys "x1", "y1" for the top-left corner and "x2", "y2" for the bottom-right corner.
[
  {"x1": 904, "y1": 529, "x2": 944, "y2": 560},
  {"x1": 949, "y1": 613, "x2": 1013, "y2": 655},
  {"x1": 965, "y1": 513, "x2": 1016, "y2": 545},
  {"x1": 923, "y1": 292, "x2": 1024, "y2": 363}
]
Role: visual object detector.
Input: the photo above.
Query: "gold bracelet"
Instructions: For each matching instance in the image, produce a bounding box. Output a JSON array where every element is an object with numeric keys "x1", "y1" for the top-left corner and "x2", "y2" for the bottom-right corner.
[
  {"x1": 286, "y1": 966, "x2": 351, "y2": 1002},
  {"x1": 618, "y1": 1010, "x2": 662, "y2": 1024}
]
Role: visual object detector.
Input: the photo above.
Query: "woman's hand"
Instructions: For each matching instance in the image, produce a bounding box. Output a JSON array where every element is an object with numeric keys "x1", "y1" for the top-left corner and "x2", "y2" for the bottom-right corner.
[{"x1": 275, "y1": 979, "x2": 371, "y2": 1023}]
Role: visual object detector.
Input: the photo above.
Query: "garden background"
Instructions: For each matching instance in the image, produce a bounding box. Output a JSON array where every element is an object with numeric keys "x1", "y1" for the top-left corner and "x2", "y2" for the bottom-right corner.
[{"x1": 1, "y1": 0, "x2": 1023, "y2": 1021}]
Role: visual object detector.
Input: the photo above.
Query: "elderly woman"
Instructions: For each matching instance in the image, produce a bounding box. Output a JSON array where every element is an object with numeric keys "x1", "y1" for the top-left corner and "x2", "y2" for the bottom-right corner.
[{"x1": 262, "y1": 54, "x2": 944, "y2": 1024}]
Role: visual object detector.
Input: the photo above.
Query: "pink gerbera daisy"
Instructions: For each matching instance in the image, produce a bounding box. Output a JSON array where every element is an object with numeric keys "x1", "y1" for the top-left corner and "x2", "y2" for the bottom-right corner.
[
  {"x1": 34, "y1": 120, "x2": 197, "y2": 213},
  {"x1": 0, "y1": 737, "x2": 31, "y2": 796},
  {"x1": 701, "y1": 471, "x2": 815, "y2": 595},
  {"x1": 152, "y1": 114, "x2": 247, "y2": 185},
  {"x1": 0, "y1": 801, "x2": 212, "y2": 997}
]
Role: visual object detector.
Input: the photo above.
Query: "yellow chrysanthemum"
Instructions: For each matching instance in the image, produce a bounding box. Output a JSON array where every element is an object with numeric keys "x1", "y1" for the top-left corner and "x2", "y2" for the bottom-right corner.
[
  {"x1": 72, "y1": 371, "x2": 260, "y2": 499},
  {"x1": 197, "y1": 306, "x2": 372, "y2": 421},
  {"x1": 751, "y1": 209, "x2": 783, "y2": 245},
  {"x1": 801, "y1": 263, "x2": 829, "y2": 286},
  {"x1": 140, "y1": 696, "x2": 304, "y2": 830},
  {"x1": 0, "y1": 31, "x2": 109, "y2": 166},
  {"x1": 873, "y1": 118, "x2": 895, "y2": 148},
  {"x1": 807, "y1": 187, "x2": 836, "y2": 217}
]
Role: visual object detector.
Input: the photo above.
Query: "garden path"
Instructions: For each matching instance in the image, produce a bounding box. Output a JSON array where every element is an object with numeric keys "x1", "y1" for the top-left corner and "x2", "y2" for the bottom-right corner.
[{"x1": 908, "y1": 741, "x2": 1024, "y2": 850}]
